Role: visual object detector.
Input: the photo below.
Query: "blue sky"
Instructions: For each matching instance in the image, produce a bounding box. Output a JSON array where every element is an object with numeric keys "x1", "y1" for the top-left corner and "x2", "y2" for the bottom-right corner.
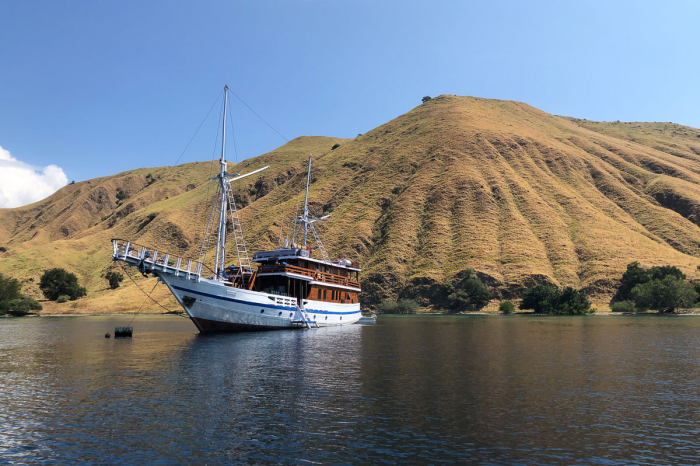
[{"x1": 0, "y1": 1, "x2": 698, "y2": 206}]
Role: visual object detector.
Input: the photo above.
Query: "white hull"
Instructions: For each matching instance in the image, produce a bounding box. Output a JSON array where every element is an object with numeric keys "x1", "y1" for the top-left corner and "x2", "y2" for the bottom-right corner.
[{"x1": 159, "y1": 273, "x2": 362, "y2": 332}]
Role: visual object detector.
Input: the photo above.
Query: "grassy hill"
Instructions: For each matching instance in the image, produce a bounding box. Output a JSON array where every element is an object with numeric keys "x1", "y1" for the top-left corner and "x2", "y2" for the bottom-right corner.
[{"x1": 3, "y1": 94, "x2": 700, "y2": 314}]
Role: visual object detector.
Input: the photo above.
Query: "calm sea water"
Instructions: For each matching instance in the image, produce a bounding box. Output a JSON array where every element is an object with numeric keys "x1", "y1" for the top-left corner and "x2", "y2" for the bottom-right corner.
[{"x1": 1, "y1": 315, "x2": 700, "y2": 465}]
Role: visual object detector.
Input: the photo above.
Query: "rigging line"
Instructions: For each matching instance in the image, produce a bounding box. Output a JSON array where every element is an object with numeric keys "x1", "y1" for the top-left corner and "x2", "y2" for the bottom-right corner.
[
  {"x1": 227, "y1": 93, "x2": 239, "y2": 164},
  {"x1": 211, "y1": 97, "x2": 224, "y2": 161},
  {"x1": 126, "y1": 280, "x2": 158, "y2": 328},
  {"x1": 198, "y1": 182, "x2": 222, "y2": 265},
  {"x1": 228, "y1": 88, "x2": 289, "y2": 143},
  {"x1": 135, "y1": 89, "x2": 224, "y2": 242},
  {"x1": 117, "y1": 261, "x2": 177, "y2": 316},
  {"x1": 173, "y1": 88, "x2": 224, "y2": 167},
  {"x1": 290, "y1": 175, "x2": 305, "y2": 245}
]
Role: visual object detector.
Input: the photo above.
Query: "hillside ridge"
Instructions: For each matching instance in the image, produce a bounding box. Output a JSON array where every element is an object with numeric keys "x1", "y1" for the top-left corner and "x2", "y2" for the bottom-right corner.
[{"x1": 3, "y1": 95, "x2": 700, "y2": 312}]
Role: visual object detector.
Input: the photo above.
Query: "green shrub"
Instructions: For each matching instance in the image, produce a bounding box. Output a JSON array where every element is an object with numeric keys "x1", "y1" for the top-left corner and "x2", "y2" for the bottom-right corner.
[
  {"x1": 331, "y1": 143, "x2": 340, "y2": 150},
  {"x1": 57, "y1": 295, "x2": 70, "y2": 303},
  {"x1": 499, "y1": 301, "x2": 515, "y2": 314},
  {"x1": 6, "y1": 296, "x2": 42, "y2": 316},
  {"x1": 422, "y1": 96, "x2": 432, "y2": 103},
  {"x1": 446, "y1": 269, "x2": 492, "y2": 313},
  {"x1": 0, "y1": 246, "x2": 6, "y2": 252},
  {"x1": 520, "y1": 285, "x2": 559, "y2": 314},
  {"x1": 614, "y1": 262, "x2": 686, "y2": 303},
  {"x1": 520, "y1": 285, "x2": 593, "y2": 315},
  {"x1": 631, "y1": 276, "x2": 698, "y2": 313},
  {"x1": 377, "y1": 298, "x2": 419, "y2": 314},
  {"x1": 557, "y1": 287, "x2": 592, "y2": 315},
  {"x1": 0, "y1": 273, "x2": 22, "y2": 303},
  {"x1": 115, "y1": 187, "x2": 128, "y2": 201},
  {"x1": 613, "y1": 262, "x2": 650, "y2": 303},
  {"x1": 611, "y1": 300, "x2": 636, "y2": 313},
  {"x1": 39, "y1": 268, "x2": 87, "y2": 301},
  {"x1": 105, "y1": 271, "x2": 124, "y2": 290}
]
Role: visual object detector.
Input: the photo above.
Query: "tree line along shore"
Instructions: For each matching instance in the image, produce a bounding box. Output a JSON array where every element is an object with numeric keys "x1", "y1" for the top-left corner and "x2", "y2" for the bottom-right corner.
[{"x1": 3, "y1": 262, "x2": 700, "y2": 317}]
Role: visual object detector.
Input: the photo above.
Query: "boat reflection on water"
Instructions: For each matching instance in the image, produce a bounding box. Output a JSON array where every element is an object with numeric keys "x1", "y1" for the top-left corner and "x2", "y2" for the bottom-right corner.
[{"x1": 5, "y1": 315, "x2": 700, "y2": 464}]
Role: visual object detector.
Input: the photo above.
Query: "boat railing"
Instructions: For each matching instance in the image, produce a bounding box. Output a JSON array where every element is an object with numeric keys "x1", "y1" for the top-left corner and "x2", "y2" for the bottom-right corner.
[
  {"x1": 111, "y1": 238, "x2": 213, "y2": 280},
  {"x1": 259, "y1": 264, "x2": 361, "y2": 289}
]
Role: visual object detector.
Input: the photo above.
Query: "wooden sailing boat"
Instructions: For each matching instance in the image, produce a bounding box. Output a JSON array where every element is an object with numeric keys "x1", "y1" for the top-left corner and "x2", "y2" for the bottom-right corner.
[{"x1": 111, "y1": 86, "x2": 362, "y2": 332}]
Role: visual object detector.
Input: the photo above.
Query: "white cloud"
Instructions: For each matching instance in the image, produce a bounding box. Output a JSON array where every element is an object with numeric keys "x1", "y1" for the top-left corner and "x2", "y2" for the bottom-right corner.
[{"x1": 0, "y1": 146, "x2": 68, "y2": 208}]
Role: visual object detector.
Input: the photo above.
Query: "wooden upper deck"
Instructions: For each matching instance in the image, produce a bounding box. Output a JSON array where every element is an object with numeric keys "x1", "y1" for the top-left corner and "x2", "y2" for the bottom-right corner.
[{"x1": 257, "y1": 263, "x2": 361, "y2": 290}]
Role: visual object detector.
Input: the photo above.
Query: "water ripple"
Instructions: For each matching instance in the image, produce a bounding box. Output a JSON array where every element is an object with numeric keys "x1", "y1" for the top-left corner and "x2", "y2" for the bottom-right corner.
[{"x1": 1, "y1": 315, "x2": 700, "y2": 464}]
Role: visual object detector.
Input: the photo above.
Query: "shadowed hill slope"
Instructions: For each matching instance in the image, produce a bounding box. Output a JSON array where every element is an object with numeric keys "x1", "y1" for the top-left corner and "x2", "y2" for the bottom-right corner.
[{"x1": 3, "y1": 95, "x2": 700, "y2": 313}]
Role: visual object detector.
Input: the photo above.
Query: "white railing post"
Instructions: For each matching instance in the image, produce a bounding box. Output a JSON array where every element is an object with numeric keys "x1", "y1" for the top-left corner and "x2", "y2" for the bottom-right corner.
[
  {"x1": 186, "y1": 260, "x2": 192, "y2": 280},
  {"x1": 139, "y1": 246, "x2": 146, "y2": 259},
  {"x1": 151, "y1": 251, "x2": 158, "y2": 265},
  {"x1": 175, "y1": 257, "x2": 182, "y2": 276},
  {"x1": 163, "y1": 254, "x2": 169, "y2": 271},
  {"x1": 113, "y1": 240, "x2": 118, "y2": 256}
]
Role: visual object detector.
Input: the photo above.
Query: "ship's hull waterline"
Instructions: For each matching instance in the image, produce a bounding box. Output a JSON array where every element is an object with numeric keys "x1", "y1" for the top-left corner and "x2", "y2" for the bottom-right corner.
[{"x1": 159, "y1": 273, "x2": 362, "y2": 333}]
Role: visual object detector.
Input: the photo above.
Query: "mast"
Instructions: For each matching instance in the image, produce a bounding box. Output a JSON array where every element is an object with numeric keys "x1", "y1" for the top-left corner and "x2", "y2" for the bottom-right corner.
[
  {"x1": 302, "y1": 154, "x2": 312, "y2": 247},
  {"x1": 214, "y1": 85, "x2": 229, "y2": 277},
  {"x1": 289, "y1": 154, "x2": 330, "y2": 261}
]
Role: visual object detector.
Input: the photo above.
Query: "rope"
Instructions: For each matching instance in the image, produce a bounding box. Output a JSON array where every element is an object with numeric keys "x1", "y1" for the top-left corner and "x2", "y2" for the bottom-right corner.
[
  {"x1": 126, "y1": 280, "x2": 158, "y2": 328},
  {"x1": 135, "y1": 89, "x2": 224, "y2": 242},
  {"x1": 117, "y1": 261, "x2": 178, "y2": 315},
  {"x1": 228, "y1": 89, "x2": 289, "y2": 143},
  {"x1": 227, "y1": 94, "x2": 239, "y2": 164},
  {"x1": 174, "y1": 88, "x2": 225, "y2": 167}
]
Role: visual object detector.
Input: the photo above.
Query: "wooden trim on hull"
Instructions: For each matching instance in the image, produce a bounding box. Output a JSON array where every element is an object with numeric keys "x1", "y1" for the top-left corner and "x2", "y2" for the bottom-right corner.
[{"x1": 191, "y1": 317, "x2": 300, "y2": 334}]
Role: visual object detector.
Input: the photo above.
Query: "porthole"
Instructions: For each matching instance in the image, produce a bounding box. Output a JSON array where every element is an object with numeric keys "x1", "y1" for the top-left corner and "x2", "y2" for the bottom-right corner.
[
  {"x1": 278, "y1": 311, "x2": 282, "y2": 316},
  {"x1": 340, "y1": 316, "x2": 343, "y2": 321},
  {"x1": 289, "y1": 313, "x2": 293, "y2": 318},
  {"x1": 260, "y1": 309, "x2": 265, "y2": 314},
  {"x1": 325, "y1": 316, "x2": 328, "y2": 320}
]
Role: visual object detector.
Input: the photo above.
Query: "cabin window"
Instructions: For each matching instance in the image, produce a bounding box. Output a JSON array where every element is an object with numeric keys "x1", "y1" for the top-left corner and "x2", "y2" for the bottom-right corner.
[{"x1": 322, "y1": 289, "x2": 327, "y2": 300}]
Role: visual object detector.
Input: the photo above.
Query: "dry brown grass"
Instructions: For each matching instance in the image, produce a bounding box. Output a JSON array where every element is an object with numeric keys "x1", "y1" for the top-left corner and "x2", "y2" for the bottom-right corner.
[{"x1": 3, "y1": 95, "x2": 700, "y2": 312}]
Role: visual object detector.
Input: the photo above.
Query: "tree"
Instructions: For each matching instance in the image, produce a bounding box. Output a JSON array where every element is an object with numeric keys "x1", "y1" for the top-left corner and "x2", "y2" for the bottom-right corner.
[
  {"x1": 556, "y1": 287, "x2": 592, "y2": 315},
  {"x1": 613, "y1": 262, "x2": 687, "y2": 304},
  {"x1": 0, "y1": 273, "x2": 42, "y2": 316},
  {"x1": 611, "y1": 300, "x2": 636, "y2": 313},
  {"x1": 446, "y1": 269, "x2": 492, "y2": 313},
  {"x1": 377, "y1": 298, "x2": 419, "y2": 314},
  {"x1": 499, "y1": 300, "x2": 515, "y2": 314},
  {"x1": 613, "y1": 262, "x2": 650, "y2": 303},
  {"x1": 105, "y1": 271, "x2": 124, "y2": 289},
  {"x1": 422, "y1": 96, "x2": 432, "y2": 103},
  {"x1": 39, "y1": 268, "x2": 87, "y2": 301},
  {"x1": 520, "y1": 285, "x2": 560, "y2": 314},
  {"x1": 520, "y1": 285, "x2": 593, "y2": 315},
  {"x1": 648, "y1": 265, "x2": 685, "y2": 281},
  {"x1": 6, "y1": 296, "x2": 42, "y2": 316},
  {"x1": 0, "y1": 273, "x2": 22, "y2": 304},
  {"x1": 631, "y1": 276, "x2": 698, "y2": 313}
]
